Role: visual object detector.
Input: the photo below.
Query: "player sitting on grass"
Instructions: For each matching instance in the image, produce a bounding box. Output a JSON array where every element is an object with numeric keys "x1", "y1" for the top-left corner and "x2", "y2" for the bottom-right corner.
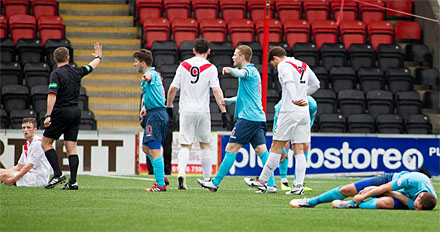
[{"x1": 290, "y1": 170, "x2": 437, "y2": 210}]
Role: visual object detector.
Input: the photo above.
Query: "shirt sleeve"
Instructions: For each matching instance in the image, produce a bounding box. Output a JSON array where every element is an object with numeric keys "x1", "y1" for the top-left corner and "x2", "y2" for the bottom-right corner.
[
  {"x1": 48, "y1": 72, "x2": 60, "y2": 95},
  {"x1": 209, "y1": 66, "x2": 220, "y2": 88},
  {"x1": 391, "y1": 175, "x2": 410, "y2": 191},
  {"x1": 77, "y1": 65, "x2": 93, "y2": 78},
  {"x1": 170, "y1": 65, "x2": 182, "y2": 88},
  {"x1": 278, "y1": 63, "x2": 296, "y2": 84}
]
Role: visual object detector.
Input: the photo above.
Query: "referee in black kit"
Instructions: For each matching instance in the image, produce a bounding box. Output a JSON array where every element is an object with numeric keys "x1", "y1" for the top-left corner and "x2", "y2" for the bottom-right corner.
[{"x1": 42, "y1": 42, "x2": 102, "y2": 190}]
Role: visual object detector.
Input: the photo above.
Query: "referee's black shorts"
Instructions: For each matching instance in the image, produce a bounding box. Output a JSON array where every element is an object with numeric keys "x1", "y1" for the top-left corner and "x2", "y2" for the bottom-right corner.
[{"x1": 43, "y1": 105, "x2": 81, "y2": 141}]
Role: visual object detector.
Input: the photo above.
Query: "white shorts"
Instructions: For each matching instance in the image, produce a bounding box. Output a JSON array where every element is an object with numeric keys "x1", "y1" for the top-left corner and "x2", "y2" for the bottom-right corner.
[
  {"x1": 273, "y1": 111, "x2": 311, "y2": 143},
  {"x1": 179, "y1": 112, "x2": 211, "y2": 145},
  {"x1": 14, "y1": 171, "x2": 48, "y2": 187}
]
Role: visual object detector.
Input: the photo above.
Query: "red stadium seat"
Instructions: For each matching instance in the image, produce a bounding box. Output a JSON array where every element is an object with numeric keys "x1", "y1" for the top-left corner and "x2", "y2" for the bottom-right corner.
[
  {"x1": 339, "y1": 20, "x2": 366, "y2": 49},
  {"x1": 38, "y1": 15, "x2": 64, "y2": 46},
  {"x1": 276, "y1": 0, "x2": 302, "y2": 23},
  {"x1": 284, "y1": 19, "x2": 310, "y2": 49},
  {"x1": 358, "y1": 0, "x2": 385, "y2": 24},
  {"x1": 228, "y1": 19, "x2": 254, "y2": 48},
  {"x1": 164, "y1": 0, "x2": 190, "y2": 23},
  {"x1": 219, "y1": 0, "x2": 246, "y2": 23},
  {"x1": 199, "y1": 18, "x2": 226, "y2": 43},
  {"x1": 0, "y1": 15, "x2": 7, "y2": 38},
  {"x1": 192, "y1": 0, "x2": 218, "y2": 21},
  {"x1": 2, "y1": 0, "x2": 29, "y2": 17},
  {"x1": 171, "y1": 18, "x2": 198, "y2": 48},
  {"x1": 143, "y1": 18, "x2": 169, "y2": 48},
  {"x1": 386, "y1": 0, "x2": 413, "y2": 18},
  {"x1": 312, "y1": 20, "x2": 338, "y2": 50},
  {"x1": 367, "y1": 20, "x2": 394, "y2": 50},
  {"x1": 331, "y1": 0, "x2": 358, "y2": 21},
  {"x1": 304, "y1": 0, "x2": 330, "y2": 24},
  {"x1": 136, "y1": 0, "x2": 162, "y2": 24},
  {"x1": 9, "y1": 15, "x2": 36, "y2": 45},
  {"x1": 256, "y1": 19, "x2": 282, "y2": 47},
  {"x1": 247, "y1": 0, "x2": 274, "y2": 22},
  {"x1": 31, "y1": 0, "x2": 58, "y2": 19},
  {"x1": 395, "y1": 21, "x2": 420, "y2": 41}
]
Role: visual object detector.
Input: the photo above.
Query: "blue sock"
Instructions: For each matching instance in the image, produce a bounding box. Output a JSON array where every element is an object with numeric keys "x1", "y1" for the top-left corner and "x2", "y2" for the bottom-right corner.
[
  {"x1": 152, "y1": 157, "x2": 165, "y2": 187},
  {"x1": 213, "y1": 152, "x2": 236, "y2": 186},
  {"x1": 358, "y1": 198, "x2": 378, "y2": 209},
  {"x1": 308, "y1": 186, "x2": 346, "y2": 206},
  {"x1": 279, "y1": 158, "x2": 288, "y2": 179},
  {"x1": 258, "y1": 151, "x2": 275, "y2": 187},
  {"x1": 304, "y1": 151, "x2": 308, "y2": 162}
]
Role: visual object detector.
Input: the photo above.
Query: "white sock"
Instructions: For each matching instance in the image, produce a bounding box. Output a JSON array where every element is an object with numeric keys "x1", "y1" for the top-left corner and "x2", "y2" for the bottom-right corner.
[
  {"x1": 259, "y1": 152, "x2": 281, "y2": 183},
  {"x1": 200, "y1": 149, "x2": 212, "y2": 181},
  {"x1": 294, "y1": 154, "x2": 307, "y2": 186},
  {"x1": 177, "y1": 147, "x2": 190, "y2": 176}
]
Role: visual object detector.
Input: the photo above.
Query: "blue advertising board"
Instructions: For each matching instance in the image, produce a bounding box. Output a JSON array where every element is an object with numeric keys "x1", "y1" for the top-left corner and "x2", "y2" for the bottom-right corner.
[{"x1": 220, "y1": 134, "x2": 440, "y2": 176}]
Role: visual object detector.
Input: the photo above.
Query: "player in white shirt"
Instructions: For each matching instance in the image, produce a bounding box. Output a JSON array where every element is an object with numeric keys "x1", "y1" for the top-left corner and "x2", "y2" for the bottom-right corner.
[
  {"x1": 0, "y1": 118, "x2": 51, "y2": 187},
  {"x1": 166, "y1": 38, "x2": 228, "y2": 189},
  {"x1": 246, "y1": 46, "x2": 320, "y2": 194}
]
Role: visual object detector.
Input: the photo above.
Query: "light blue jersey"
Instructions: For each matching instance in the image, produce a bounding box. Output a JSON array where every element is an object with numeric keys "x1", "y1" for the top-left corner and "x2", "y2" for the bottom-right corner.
[
  {"x1": 273, "y1": 96, "x2": 317, "y2": 131},
  {"x1": 141, "y1": 67, "x2": 166, "y2": 110},
  {"x1": 391, "y1": 171, "x2": 437, "y2": 210},
  {"x1": 231, "y1": 64, "x2": 266, "y2": 122}
]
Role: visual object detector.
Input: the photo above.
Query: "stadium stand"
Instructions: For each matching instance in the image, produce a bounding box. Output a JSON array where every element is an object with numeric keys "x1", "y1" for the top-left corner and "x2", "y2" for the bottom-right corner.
[
  {"x1": 228, "y1": 19, "x2": 255, "y2": 48},
  {"x1": 423, "y1": 91, "x2": 440, "y2": 110},
  {"x1": 171, "y1": 18, "x2": 197, "y2": 48},
  {"x1": 347, "y1": 114, "x2": 375, "y2": 133},
  {"x1": 163, "y1": 0, "x2": 190, "y2": 23},
  {"x1": 366, "y1": 90, "x2": 394, "y2": 118},
  {"x1": 23, "y1": 62, "x2": 50, "y2": 90},
  {"x1": 0, "y1": 38, "x2": 14, "y2": 62},
  {"x1": 339, "y1": 20, "x2": 366, "y2": 50},
  {"x1": 415, "y1": 68, "x2": 439, "y2": 89},
  {"x1": 395, "y1": 21, "x2": 421, "y2": 42},
  {"x1": 219, "y1": 0, "x2": 246, "y2": 23},
  {"x1": 136, "y1": 0, "x2": 162, "y2": 24},
  {"x1": 45, "y1": 38, "x2": 72, "y2": 68},
  {"x1": 313, "y1": 66, "x2": 329, "y2": 89},
  {"x1": 376, "y1": 114, "x2": 404, "y2": 134},
  {"x1": 237, "y1": 42, "x2": 262, "y2": 64},
  {"x1": 405, "y1": 114, "x2": 432, "y2": 134},
  {"x1": 358, "y1": 67, "x2": 385, "y2": 93},
  {"x1": 30, "y1": 85, "x2": 47, "y2": 113},
  {"x1": 367, "y1": 20, "x2": 394, "y2": 51},
  {"x1": 338, "y1": 89, "x2": 365, "y2": 117},
  {"x1": 348, "y1": 43, "x2": 376, "y2": 70},
  {"x1": 292, "y1": 42, "x2": 319, "y2": 68},
  {"x1": 16, "y1": 38, "x2": 44, "y2": 66},
  {"x1": 256, "y1": 19, "x2": 282, "y2": 46},
  {"x1": 304, "y1": 0, "x2": 330, "y2": 24},
  {"x1": 151, "y1": 41, "x2": 178, "y2": 68},
  {"x1": 386, "y1": 67, "x2": 413, "y2": 94},
  {"x1": 178, "y1": 40, "x2": 194, "y2": 61},
  {"x1": 9, "y1": 14, "x2": 36, "y2": 45},
  {"x1": 329, "y1": 66, "x2": 356, "y2": 93},
  {"x1": 395, "y1": 91, "x2": 422, "y2": 118},
  {"x1": 37, "y1": 15, "x2": 64, "y2": 46},
  {"x1": 0, "y1": 15, "x2": 7, "y2": 38},
  {"x1": 9, "y1": 109, "x2": 36, "y2": 129},
  {"x1": 192, "y1": 0, "x2": 218, "y2": 21},
  {"x1": 283, "y1": 19, "x2": 310, "y2": 50},
  {"x1": 80, "y1": 110, "x2": 97, "y2": 130},
  {"x1": 318, "y1": 113, "x2": 346, "y2": 133},
  {"x1": 79, "y1": 86, "x2": 88, "y2": 111},
  {"x1": 142, "y1": 18, "x2": 169, "y2": 49},
  {"x1": 358, "y1": 0, "x2": 385, "y2": 24},
  {"x1": 30, "y1": 0, "x2": 58, "y2": 19},
  {"x1": 1, "y1": 85, "x2": 29, "y2": 113},
  {"x1": 199, "y1": 18, "x2": 226, "y2": 43},
  {"x1": 312, "y1": 88, "x2": 337, "y2": 116},
  {"x1": 208, "y1": 41, "x2": 234, "y2": 66},
  {"x1": 377, "y1": 44, "x2": 404, "y2": 70},
  {"x1": 405, "y1": 44, "x2": 432, "y2": 67},
  {"x1": 386, "y1": 0, "x2": 414, "y2": 18},
  {"x1": 247, "y1": 0, "x2": 274, "y2": 22},
  {"x1": 275, "y1": 0, "x2": 302, "y2": 23},
  {"x1": 2, "y1": 0, "x2": 29, "y2": 17},
  {"x1": 0, "y1": 109, "x2": 9, "y2": 129},
  {"x1": 331, "y1": 0, "x2": 358, "y2": 21},
  {"x1": 311, "y1": 20, "x2": 338, "y2": 50},
  {"x1": 320, "y1": 43, "x2": 346, "y2": 70},
  {"x1": 0, "y1": 62, "x2": 21, "y2": 87}
]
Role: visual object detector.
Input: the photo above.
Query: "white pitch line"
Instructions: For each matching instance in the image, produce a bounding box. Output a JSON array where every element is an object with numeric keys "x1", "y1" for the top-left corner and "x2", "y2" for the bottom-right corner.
[{"x1": 87, "y1": 174, "x2": 155, "y2": 181}]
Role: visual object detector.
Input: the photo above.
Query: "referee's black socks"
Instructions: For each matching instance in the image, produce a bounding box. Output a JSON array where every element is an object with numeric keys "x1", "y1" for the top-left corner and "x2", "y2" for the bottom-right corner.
[
  {"x1": 45, "y1": 149, "x2": 63, "y2": 177},
  {"x1": 68, "y1": 155, "x2": 79, "y2": 184}
]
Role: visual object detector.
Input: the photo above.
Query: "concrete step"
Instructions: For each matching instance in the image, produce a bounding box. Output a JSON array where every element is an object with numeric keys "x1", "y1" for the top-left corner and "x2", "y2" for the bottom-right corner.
[
  {"x1": 84, "y1": 85, "x2": 140, "y2": 98},
  {"x1": 97, "y1": 120, "x2": 141, "y2": 131},
  {"x1": 82, "y1": 78, "x2": 140, "y2": 86},
  {"x1": 60, "y1": 3, "x2": 129, "y2": 16},
  {"x1": 77, "y1": 60, "x2": 136, "y2": 74},
  {"x1": 86, "y1": 73, "x2": 139, "y2": 81},
  {"x1": 61, "y1": 15, "x2": 133, "y2": 27},
  {"x1": 73, "y1": 43, "x2": 140, "y2": 51},
  {"x1": 93, "y1": 109, "x2": 138, "y2": 121},
  {"x1": 59, "y1": 0, "x2": 127, "y2": 3},
  {"x1": 66, "y1": 26, "x2": 137, "y2": 39},
  {"x1": 89, "y1": 97, "x2": 139, "y2": 111},
  {"x1": 74, "y1": 49, "x2": 135, "y2": 62}
]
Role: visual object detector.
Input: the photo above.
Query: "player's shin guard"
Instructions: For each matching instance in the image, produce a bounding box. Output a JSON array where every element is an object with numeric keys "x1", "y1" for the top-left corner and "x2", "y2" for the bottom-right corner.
[
  {"x1": 358, "y1": 198, "x2": 378, "y2": 209},
  {"x1": 152, "y1": 157, "x2": 166, "y2": 187},
  {"x1": 177, "y1": 147, "x2": 189, "y2": 176},
  {"x1": 201, "y1": 149, "x2": 212, "y2": 181},
  {"x1": 68, "y1": 154, "x2": 79, "y2": 184},
  {"x1": 308, "y1": 186, "x2": 346, "y2": 206},
  {"x1": 258, "y1": 151, "x2": 275, "y2": 187},
  {"x1": 212, "y1": 152, "x2": 236, "y2": 186},
  {"x1": 45, "y1": 149, "x2": 62, "y2": 177},
  {"x1": 294, "y1": 154, "x2": 306, "y2": 185},
  {"x1": 259, "y1": 152, "x2": 281, "y2": 184}
]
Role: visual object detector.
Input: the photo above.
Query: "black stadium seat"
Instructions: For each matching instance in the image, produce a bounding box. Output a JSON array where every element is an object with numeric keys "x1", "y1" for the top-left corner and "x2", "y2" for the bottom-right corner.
[
  {"x1": 179, "y1": 41, "x2": 194, "y2": 61},
  {"x1": 358, "y1": 67, "x2": 385, "y2": 93},
  {"x1": 386, "y1": 67, "x2": 413, "y2": 94},
  {"x1": 414, "y1": 68, "x2": 439, "y2": 89},
  {"x1": 209, "y1": 42, "x2": 234, "y2": 66},
  {"x1": 1, "y1": 85, "x2": 29, "y2": 113},
  {"x1": 376, "y1": 114, "x2": 404, "y2": 134},
  {"x1": 377, "y1": 44, "x2": 404, "y2": 70},
  {"x1": 348, "y1": 43, "x2": 375, "y2": 70},
  {"x1": 395, "y1": 91, "x2": 422, "y2": 118},
  {"x1": 24, "y1": 62, "x2": 50, "y2": 90},
  {"x1": 30, "y1": 85, "x2": 48, "y2": 113},
  {"x1": 330, "y1": 66, "x2": 356, "y2": 93},
  {"x1": 9, "y1": 109, "x2": 36, "y2": 129},
  {"x1": 319, "y1": 113, "x2": 346, "y2": 133},
  {"x1": 80, "y1": 110, "x2": 97, "y2": 130},
  {"x1": 151, "y1": 41, "x2": 178, "y2": 68},
  {"x1": 347, "y1": 114, "x2": 375, "y2": 133},
  {"x1": 320, "y1": 43, "x2": 346, "y2": 70},
  {"x1": 312, "y1": 89, "x2": 337, "y2": 116},
  {"x1": 313, "y1": 66, "x2": 328, "y2": 89},
  {"x1": 16, "y1": 38, "x2": 44, "y2": 66},
  {"x1": 46, "y1": 39, "x2": 73, "y2": 69},
  {"x1": 405, "y1": 44, "x2": 432, "y2": 67},
  {"x1": 292, "y1": 42, "x2": 319, "y2": 67},
  {"x1": 338, "y1": 89, "x2": 365, "y2": 117},
  {"x1": 0, "y1": 62, "x2": 22, "y2": 88},
  {"x1": 405, "y1": 114, "x2": 432, "y2": 134},
  {"x1": 0, "y1": 38, "x2": 15, "y2": 62},
  {"x1": 423, "y1": 91, "x2": 440, "y2": 110},
  {"x1": 366, "y1": 90, "x2": 394, "y2": 118},
  {"x1": 79, "y1": 86, "x2": 89, "y2": 111},
  {"x1": 1, "y1": 109, "x2": 9, "y2": 129}
]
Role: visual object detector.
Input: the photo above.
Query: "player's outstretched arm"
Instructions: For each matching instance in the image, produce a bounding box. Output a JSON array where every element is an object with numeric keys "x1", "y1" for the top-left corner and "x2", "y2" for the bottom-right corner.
[{"x1": 88, "y1": 42, "x2": 102, "y2": 69}]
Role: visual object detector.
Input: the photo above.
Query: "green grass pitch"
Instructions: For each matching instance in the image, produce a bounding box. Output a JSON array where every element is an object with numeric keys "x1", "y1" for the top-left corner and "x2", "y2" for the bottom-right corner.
[{"x1": 1, "y1": 175, "x2": 439, "y2": 231}]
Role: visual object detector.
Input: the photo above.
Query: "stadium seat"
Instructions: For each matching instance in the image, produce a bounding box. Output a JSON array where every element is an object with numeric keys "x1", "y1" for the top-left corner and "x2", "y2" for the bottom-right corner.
[
  {"x1": 320, "y1": 43, "x2": 346, "y2": 70},
  {"x1": 171, "y1": 18, "x2": 198, "y2": 48},
  {"x1": 423, "y1": 91, "x2": 440, "y2": 110},
  {"x1": 178, "y1": 40, "x2": 194, "y2": 61},
  {"x1": 292, "y1": 43, "x2": 320, "y2": 68},
  {"x1": 276, "y1": 0, "x2": 302, "y2": 23},
  {"x1": 348, "y1": 43, "x2": 375, "y2": 70},
  {"x1": 313, "y1": 66, "x2": 329, "y2": 89},
  {"x1": 209, "y1": 41, "x2": 234, "y2": 66},
  {"x1": 269, "y1": 42, "x2": 291, "y2": 55},
  {"x1": 377, "y1": 44, "x2": 404, "y2": 70},
  {"x1": 199, "y1": 18, "x2": 226, "y2": 43},
  {"x1": 0, "y1": 15, "x2": 7, "y2": 39},
  {"x1": 256, "y1": 19, "x2": 282, "y2": 47},
  {"x1": 395, "y1": 21, "x2": 420, "y2": 42},
  {"x1": 24, "y1": 62, "x2": 49, "y2": 90},
  {"x1": 31, "y1": 0, "x2": 58, "y2": 19},
  {"x1": 0, "y1": 38, "x2": 15, "y2": 62},
  {"x1": 80, "y1": 110, "x2": 97, "y2": 130},
  {"x1": 386, "y1": 67, "x2": 413, "y2": 94},
  {"x1": 347, "y1": 114, "x2": 375, "y2": 133},
  {"x1": 386, "y1": 0, "x2": 413, "y2": 18},
  {"x1": 329, "y1": 66, "x2": 356, "y2": 93},
  {"x1": 247, "y1": 0, "x2": 274, "y2": 22},
  {"x1": 367, "y1": 21, "x2": 394, "y2": 50},
  {"x1": 16, "y1": 38, "x2": 44, "y2": 65},
  {"x1": 319, "y1": 113, "x2": 345, "y2": 133},
  {"x1": 142, "y1": 18, "x2": 169, "y2": 49},
  {"x1": 237, "y1": 42, "x2": 262, "y2": 64},
  {"x1": 2, "y1": 0, "x2": 29, "y2": 17},
  {"x1": 192, "y1": 0, "x2": 218, "y2": 21},
  {"x1": 311, "y1": 20, "x2": 338, "y2": 50},
  {"x1": 45, "y1": 39, "x2": 73, "y2": 68},
  {"x1": 1, "y1": 85, "x2": 29, "y2": 113},
  {"x1": 405, "y1": 44, "x2": 432, "y2": 67},
  {"x1": 9, "y1": 15, "x2": 36, "y2": 45},
  {"x1": 37, "y1": 15, "x2": 64, "y2": 46},
  {"x1": 228, "y1": 19, "x2": 255, "y2": 48},
  {"x1": 79, "y1": 86, "x2": 88, "y2": 111},
  {"x1": 304, "y1": 0, "x2": 330, "y2": 24},
  {"x1": 9, "y1": 109, "x2": 36, "y2": 129},
  {"x1": 338, "y1": 89, "x2": 365, "y2": 117},
  {"x1": 220, "y1": 77, "x2": 238, "y2": 92},
  {"x1": 395, "y1": 91, "x2": 422, "y2": 118},
  {"x1": 312, "y1": 88, "x2": 337, "y2": 115},
  {"x1": 405, "y1": 114, "x2": 432, "y2": 134},
  {"x1": 136, "y1": 0, "x2": 162, "y2": 24},
  {"x1": 283, "y1": 19, "x2": 310, "y2": 49},
  {"x1": 30, "y1": 85, "x2": 47, "y2": 113},
  {"x1": 211, "y1": 112, "x2": 225, "y2": 131},
  {"x1": 358, "y1": 67, "x2": 385, "y2": 93},
  {"x1": 376, "y1": 114, "x2": 404, "y2": 134},
  {"x1": 339, "y1": 20, "x2": 366, "y2": 50},
  {"x1": 163, "y1": 0, "x2": 190, "y2": 23},
  {"x1": 219, "y1": 0, "x2": 246, "y2": 23},
  {"x1": 331, "y1": 0, "x2": 358, "y2": 21},
  {"x1": 254, "y1": 64, "x2": 273, "y2": 85},
  {"x1": 366, "y1": 90, "x2": 393, "y2": 118},
  {"x1": 414, "y1": 68, "x2": 439, "y2": 89},
  {"x1": 36, "y1": 110, "x2": 46, "y2": 129},
  {"x1": 358, "y1": 0, "x2": 385, "y2": 24},
  {"x1": 223, "y1": 87, "x2": 238, "y2": 98},
  {"x1": 0, "y1": 62, "x2": 21, "y2": 87},
  {"x1": 159, "y1": 64, "x2": 178, "y2": 80},
  {"x1": 151, "y1": 41, "x2": 178, "y2": 68},
  {"x1": 0, "y1": 109, "x2": 9, "y2": 129}
]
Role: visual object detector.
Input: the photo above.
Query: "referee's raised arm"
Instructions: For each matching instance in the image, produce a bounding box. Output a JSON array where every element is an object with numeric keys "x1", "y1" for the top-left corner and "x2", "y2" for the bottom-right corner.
[{"x1": 88, "y1": 42, "x2": 103, "y2": 69}]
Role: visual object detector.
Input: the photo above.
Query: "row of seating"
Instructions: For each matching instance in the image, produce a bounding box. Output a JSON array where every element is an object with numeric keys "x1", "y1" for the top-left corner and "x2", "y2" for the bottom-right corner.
[
  {"x1": 1, "y1": 0, "x2": 58, "y2": 19},
  {"x1": 136, "y1": 0, "x2": 414, "y2": 25},
  {"x1": 142, "y1": 18, "x2": 421, "y2": 49}
]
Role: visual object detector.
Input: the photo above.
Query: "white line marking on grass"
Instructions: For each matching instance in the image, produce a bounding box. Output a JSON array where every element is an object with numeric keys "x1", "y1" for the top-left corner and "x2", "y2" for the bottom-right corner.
[{"x1": 86, "y1": 174, "x2": 155, "y2": 181}]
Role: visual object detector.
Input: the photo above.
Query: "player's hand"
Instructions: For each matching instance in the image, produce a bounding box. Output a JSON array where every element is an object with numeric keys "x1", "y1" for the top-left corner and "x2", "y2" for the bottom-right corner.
[
  {"x1": 44, "y1": 117, "x2": 51, "y2": 128},
  {"x1": 352, "y1": 194, "x2": 365, "y2": 207},
  {"x1": 92, "y1": 42, "x2": 103, "y2": 57},
  {"x1": 5, "y1": 177, "x2": 17, "y2": 186},
  {"x1": 221, "y1": 112, "x2": 229, "y2": 128},
  {"x1": 140, "y1": 107, "x2": 147, "y2": 118},
  {"x1": 220, "y1": 99, "x2": 227, "y2": 106},
  {"x1": 358, "y1": 186, "x2": 376, "y2": 195},
  {"x1": 222, "y1": 67, "x2": 231, "y2": 75},
  {"x1": 280, "y1": 152, "x2": 287, "y2": 162},
  {"x1": 293, "y1": 99, "x2": 308, "y2": 106},
  {"x1": 166, "y1": 107, "x2": 174, "y2": 119}
]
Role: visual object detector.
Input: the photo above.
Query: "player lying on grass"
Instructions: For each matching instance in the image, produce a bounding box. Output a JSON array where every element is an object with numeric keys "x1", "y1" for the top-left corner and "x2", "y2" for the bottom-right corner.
[{"x1": 290, "y1": 170, "x2": 437, "y2": 210}]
